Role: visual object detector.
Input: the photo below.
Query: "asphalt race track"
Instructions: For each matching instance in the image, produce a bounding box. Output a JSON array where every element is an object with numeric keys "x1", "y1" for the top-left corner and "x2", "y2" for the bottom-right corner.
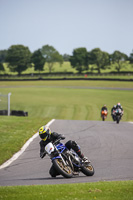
[{"x1": 0, "y1": 119, "x2": 133, "y2": 186}]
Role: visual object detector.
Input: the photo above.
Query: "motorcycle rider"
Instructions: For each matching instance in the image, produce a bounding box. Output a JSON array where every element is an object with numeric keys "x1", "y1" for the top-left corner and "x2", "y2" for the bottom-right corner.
[
  {"x1": 116, "y1": 103, "x2": 124, "y2": 118},
  {"x1": 116, "y1": 103, "x2": 123, "y2": 111},
  {"x1": 111, "y1": 105, "x2": 116, "y2": 121},
  {"x1": 38, "y1": 125, "x2": 89, "y2": 177},
  {"x1": 101, "y1": 105, "x2": 108, "y2": 116},
  {"x1": 101, "y1": 105, "x2": 108, "y2": 112}
]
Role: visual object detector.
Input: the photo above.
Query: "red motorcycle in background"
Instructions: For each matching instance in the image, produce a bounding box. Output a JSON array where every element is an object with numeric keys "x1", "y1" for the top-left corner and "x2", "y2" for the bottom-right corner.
[{"x1": 101, "y1": 110, "x2": 108, "y2": 121}]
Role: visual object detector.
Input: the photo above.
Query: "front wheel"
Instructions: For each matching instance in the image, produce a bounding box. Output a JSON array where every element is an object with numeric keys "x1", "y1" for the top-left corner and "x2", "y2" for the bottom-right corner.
[
  {"x1": 116, "y1": 116, "x2": 120, "y2": 124},
  {"x1": 81, "y1": 163, "x2": 95, "y2": 176},
  {"x1": 102, "y1": 115, "x2": 105, "y2": 121},
  {"x1": 53, "y1": 158, "x2": 73, "y2": 178}
]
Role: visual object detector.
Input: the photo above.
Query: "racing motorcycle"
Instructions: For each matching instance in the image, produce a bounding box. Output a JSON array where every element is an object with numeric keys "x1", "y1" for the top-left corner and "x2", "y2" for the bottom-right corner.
[
  {"x1": 113, "y1": 108, "x2": 122, "y2": 124},
  {"x1": 45, "y1": 138, "x2": 94, "y2": 178},
  {"x1": 101, "y1": 110, "x2": 108, "y2": 121}
]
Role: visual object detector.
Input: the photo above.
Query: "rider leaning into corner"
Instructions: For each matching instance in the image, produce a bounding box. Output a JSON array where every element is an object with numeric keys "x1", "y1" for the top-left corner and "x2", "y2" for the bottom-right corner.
[{"x1": 38, "y1": 125, "x2": 89, "y2": 177}]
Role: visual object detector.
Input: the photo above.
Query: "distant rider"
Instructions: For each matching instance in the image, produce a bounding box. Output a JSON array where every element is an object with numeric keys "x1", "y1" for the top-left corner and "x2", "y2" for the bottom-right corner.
[
  {"x1": 101, "y1": 105, "x2": 108, "y2": 112},
  {"x1": 116, "y1": 103, "x2": 123, "y2": 111},
  {"x1": 111, "y1": 105, "x2": 116, "y2": 121},
  {"x1": 101, "y1": 105, "x2": 108, "y2": 116},
  {"x1": 38, "y1": 125, "x2": 88, "y2": 177},
  {"x1": 116, "y1": 103, "x2": 124, "y2": 117}
]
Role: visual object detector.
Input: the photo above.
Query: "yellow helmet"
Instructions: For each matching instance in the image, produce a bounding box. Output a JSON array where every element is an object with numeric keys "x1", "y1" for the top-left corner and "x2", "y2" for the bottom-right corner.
[{"x1": 39, "y1": 125, "x2": 51, "y2": 141}]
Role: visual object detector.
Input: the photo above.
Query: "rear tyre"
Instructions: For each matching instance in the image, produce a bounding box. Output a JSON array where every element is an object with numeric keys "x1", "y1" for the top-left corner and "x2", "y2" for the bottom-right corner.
[
  {"x1": 53, "y1": 158, "x2": 73, "y2": 178},
  {"x1": 81, "y1": 164, "x2": 95, "y2": 176}
]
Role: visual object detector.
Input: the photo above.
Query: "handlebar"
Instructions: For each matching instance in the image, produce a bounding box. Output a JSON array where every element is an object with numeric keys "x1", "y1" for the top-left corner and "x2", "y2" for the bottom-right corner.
[{"x1": 53, "y1": 138, "x2": 62, "y2": 145}]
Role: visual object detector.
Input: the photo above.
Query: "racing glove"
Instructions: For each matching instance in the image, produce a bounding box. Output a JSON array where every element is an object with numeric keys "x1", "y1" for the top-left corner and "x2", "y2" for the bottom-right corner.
[
  {"x1": 56, "y1": 133, "x2": 65, "y2": 140},
  {"x1": 60, "y1": 135, "x2": 65, "y2": 140}
]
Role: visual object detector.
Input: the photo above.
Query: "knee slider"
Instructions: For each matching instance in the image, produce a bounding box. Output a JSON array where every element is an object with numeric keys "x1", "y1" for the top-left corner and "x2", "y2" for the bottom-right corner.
[{"x1": 71, "y1": 141, "x2": 78, "y2": 147}]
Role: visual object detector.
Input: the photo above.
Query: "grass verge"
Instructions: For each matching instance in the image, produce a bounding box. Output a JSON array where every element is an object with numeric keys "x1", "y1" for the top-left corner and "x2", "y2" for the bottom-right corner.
[{"x1": 0, "y1": 181, "x2": 133, "y2": 200}]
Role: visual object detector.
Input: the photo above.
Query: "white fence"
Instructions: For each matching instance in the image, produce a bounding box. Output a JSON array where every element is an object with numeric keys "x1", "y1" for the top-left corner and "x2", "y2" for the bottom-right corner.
[{"x1": 0, "y1": 93, "x2": 11, "y2": 116}]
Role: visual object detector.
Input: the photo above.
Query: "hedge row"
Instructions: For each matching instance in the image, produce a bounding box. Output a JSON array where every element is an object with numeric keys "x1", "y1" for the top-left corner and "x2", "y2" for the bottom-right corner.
[{"x1": 0, "y1": 71, "x2": 133, "y2": 77}]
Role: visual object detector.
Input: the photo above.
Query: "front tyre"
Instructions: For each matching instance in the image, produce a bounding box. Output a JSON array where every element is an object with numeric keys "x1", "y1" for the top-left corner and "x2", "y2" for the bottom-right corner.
[
  {"x1": 81, "y1": 163, "x2": 95, "y2": 176},
  {"x1": 116, "y1": 116, "x2": 120, "y2": 124},
  {"x1": 53, "y1": 158, "x2": 73, "y2": 178},
  {"x1": 102, "y1": 116, "x2": 105, "y2": 121}
]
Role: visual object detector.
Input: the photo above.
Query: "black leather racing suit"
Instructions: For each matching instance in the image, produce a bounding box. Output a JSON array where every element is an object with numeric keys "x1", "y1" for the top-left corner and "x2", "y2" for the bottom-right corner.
[{"x1": 101, "y1": 106, "x2": 108, "y2": 112}]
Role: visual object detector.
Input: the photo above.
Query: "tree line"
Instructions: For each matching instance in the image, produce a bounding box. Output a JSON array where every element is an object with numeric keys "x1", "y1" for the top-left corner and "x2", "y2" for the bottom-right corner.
[{"x1": 0, "y1": 44, "x2": 133, "y2": 75}]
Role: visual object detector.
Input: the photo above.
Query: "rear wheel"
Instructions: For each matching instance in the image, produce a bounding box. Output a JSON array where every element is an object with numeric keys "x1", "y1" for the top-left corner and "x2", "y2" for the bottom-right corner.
[
  {"x1": 81, "y1": 164, "x2": 95, "y2": 176},
  {"x1": 53, "y1": 158, "x2": 73, "y2": 178}
]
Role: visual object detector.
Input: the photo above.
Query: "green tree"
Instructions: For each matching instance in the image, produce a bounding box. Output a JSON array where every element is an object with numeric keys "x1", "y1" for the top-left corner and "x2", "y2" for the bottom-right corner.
[
  {"x1": 0, "y1": 50, "x2": 7, "y2": 63},
  {"x1": 31, "y1": 49, "x2": 45, "y2": 72},
  {"x1": 129, "y1": 50, "x2": 133, "y2": 64},
  {"x1": 6, "y1": 45, "x2": 31, "y2": 75},
  {"x1": 0, "y1": 50, "x2": 7, "y2": 73},
  {"x1": 63, "y1": 54, "x2": 70, "y2": 61},
  {"x1": 69, "y1": 48, "x2": 88, "y2": 73},
  {"x1": 0, "y1": 63, "x2": 5, "y2": 72},
  {"x1": 111, "y1": 50, "x2": 128, "y2": 72},
  {"x1": 41, "y1": 45, "x2": 63, "y2": 73},
  {"x1": 88, "y1": 48, "x2": 110, "y2": 73}
]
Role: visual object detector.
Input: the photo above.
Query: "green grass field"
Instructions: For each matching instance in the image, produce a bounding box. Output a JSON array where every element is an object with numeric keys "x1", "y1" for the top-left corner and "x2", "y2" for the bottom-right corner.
[
  {"x1": 0, "y1": 80, "x2": 133, "y2": 165},
  {"x1": 2, "y1": 61, "x2": 133, "y2": 74},
  {"x1": 1, "y1": 61, "x2": 133, "y2": 82},
  {"x1": 1, "y1": 79, "x2": 133, "y2": 87},
  {"x1": 0, "y1": 80, "x2": 133, "y2": 199},
  {"x1": 0, "y1": 181, "x2": 133, "y2": 200}
]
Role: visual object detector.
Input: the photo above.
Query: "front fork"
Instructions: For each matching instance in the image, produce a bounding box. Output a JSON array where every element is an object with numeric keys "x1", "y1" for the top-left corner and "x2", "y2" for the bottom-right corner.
[
  {"x1": 58, "y1": 153, "x2": 68, "y2": 166},
  {"x1": 50, "y1": 147, "x2": 68, "y2": 167},
  {"x1": 55, "y1": 152, "x2": 74, "y2": 171}
]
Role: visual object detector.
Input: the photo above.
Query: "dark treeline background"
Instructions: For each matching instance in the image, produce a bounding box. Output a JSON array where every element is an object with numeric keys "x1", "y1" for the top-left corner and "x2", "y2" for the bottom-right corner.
[{"x1": 0, "y1": 44, "x2": 133, "y2": 75}]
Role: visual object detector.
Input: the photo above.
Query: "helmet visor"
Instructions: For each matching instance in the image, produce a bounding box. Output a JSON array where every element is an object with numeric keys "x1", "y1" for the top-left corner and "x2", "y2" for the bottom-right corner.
[{"x1": 40, "y1": 132, "x2": 47, "y2": 140}]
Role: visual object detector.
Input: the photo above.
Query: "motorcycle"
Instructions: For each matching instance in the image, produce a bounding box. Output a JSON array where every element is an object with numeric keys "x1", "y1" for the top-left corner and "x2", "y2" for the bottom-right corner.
[
  {"x1": 113, "y1": 108, "x2": 122, "y2": 124},
  {"x1": 101, "y1": 110, "x2": 108, "y2": 121},
  {"x1": 45, "y1": 138, "x2": 95, "y2": 178}
]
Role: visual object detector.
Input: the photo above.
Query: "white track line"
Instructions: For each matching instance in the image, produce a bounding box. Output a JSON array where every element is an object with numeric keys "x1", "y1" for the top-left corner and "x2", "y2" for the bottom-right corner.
[
  {"x1": 128, "y1": 122, "x2": 133, "y2": 124},
  {"x1": 0, "y1": 119, "x2": 55, "y2": 170}
]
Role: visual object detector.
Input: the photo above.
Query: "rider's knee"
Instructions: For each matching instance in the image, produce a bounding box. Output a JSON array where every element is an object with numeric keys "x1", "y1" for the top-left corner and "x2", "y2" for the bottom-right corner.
[
  {"x1": 65, "y1": 140, "x2": 73, "y2": 150},
  {"x1": 65, "y1": 140, "x2": 79, "y2": 151}
]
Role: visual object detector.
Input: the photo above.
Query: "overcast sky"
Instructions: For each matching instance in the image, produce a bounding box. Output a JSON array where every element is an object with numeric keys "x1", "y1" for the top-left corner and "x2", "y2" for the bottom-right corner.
[{"x1": 0, "y1": 0, "x2": 133, "y2": 56}]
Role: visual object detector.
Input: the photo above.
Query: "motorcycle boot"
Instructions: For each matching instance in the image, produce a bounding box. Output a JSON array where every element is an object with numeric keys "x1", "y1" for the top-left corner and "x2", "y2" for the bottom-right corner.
[{"x1": 81, "y1": 156, "x2": 90, "y2": 164}]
